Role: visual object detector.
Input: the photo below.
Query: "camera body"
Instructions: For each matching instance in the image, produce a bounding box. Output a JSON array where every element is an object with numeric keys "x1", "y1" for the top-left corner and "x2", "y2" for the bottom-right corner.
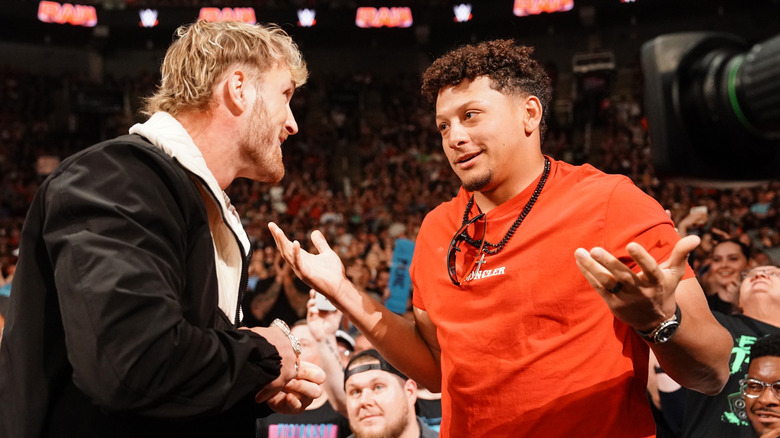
[{"x1": 642, "y1": 32, "x2": 780, "y2": 185}]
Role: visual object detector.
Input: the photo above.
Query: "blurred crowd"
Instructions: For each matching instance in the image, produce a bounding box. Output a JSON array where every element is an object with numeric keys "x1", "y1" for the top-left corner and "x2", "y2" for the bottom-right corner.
[{"x1": 1, "y1": 59, "x2": 779, "y2": 325}]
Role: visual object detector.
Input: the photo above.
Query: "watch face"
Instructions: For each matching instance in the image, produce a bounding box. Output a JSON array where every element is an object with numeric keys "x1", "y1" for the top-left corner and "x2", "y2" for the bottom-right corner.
[{"x1": 654, "y1": 321, "x2": 680, "y2": 343}]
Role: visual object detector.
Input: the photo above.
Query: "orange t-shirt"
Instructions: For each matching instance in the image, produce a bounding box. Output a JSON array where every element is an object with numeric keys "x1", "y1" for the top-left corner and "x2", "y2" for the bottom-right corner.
[{"x1": 410, "y1": 158, "x2": 691, "y2": 437}]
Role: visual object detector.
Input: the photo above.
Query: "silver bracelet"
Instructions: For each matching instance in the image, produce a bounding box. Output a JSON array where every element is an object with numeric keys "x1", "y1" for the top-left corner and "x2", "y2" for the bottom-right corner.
[{"x1": 271, "y1": 319, "x2": 301, "y2": 377}]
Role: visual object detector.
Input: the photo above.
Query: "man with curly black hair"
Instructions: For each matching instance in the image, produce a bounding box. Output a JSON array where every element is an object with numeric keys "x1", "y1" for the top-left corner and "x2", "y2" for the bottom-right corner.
[{"x1": 270, "y1": 39, "x2": 732, "y2": 437}]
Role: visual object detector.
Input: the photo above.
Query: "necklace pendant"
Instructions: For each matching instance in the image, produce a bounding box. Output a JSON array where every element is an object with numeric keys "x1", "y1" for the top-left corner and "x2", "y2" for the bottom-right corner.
[{"x1": 473, "y1": 252, "x2": 487, "y2": 276}]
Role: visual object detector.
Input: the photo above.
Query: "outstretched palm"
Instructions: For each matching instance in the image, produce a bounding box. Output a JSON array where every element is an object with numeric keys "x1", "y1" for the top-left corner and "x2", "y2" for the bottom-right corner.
[{"x1": 269, "y1": 223, "x2": 348, "y2": 302}]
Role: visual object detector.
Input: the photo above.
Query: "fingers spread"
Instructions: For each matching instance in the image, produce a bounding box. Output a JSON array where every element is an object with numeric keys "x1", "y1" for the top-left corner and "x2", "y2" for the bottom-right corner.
[
  {"x1": 292, "y1": 239, "x2": 302, "y2": 261},
  {"x1": 575, "y1": 246, "x2": 638, "y2": 295},
  {"x1": 268, "y1": 222, "x2": 290, "y2": 254},
  {"x1": 588, "y1": 247, "x2": 629, "y2": 275},
  {"x1": 667, "y1": 235, "x2": 701, "y2": 268},
  {"x1": 310, "y1": 230, "x2": 331, "y2": 254},
  {"x1": 626, "y1": 235, "x2": 699, "y2": 284},
  {"x1": 624, "y1": 242, "x2": 661, "y2": 283},
  {"x1": 575, "y1": 247, "x2": 623, "y2": 279},
  {"x1": 267, "y1": 222, "x2": 283, "y2": 241},
  {"x1": 574, "y1": 249, "x2": 604, "y2": 291}
]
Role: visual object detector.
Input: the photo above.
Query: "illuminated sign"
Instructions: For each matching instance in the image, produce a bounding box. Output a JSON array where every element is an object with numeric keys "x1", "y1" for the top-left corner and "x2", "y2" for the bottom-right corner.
[
  {"x1": 513, "y1": 0, "x2": 574, "y2": 17},
  {"x1": 139, "y1": 9, "x2": 158, "y2": 27},
  {"x1": 198, "y1": 7, "x2": 256, "y2": 24},
  {"x1": 297, "y1": 8, "x2": 316, "y2": 27},
  {"x1": 453, "y1": 4, "x2": 472, "y2": 22},
  {"x1": 355, "y1": 7, "x2": 413, "y2": 28},
  {"x1": 37, "y1": 1, "x2": 97, "y2": 27}
]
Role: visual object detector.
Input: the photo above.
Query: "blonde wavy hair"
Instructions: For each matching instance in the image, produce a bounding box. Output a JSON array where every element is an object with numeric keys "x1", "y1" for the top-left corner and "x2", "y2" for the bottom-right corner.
[{"x1": 141, "y1": 20, "x2": 307, "y2": 117}]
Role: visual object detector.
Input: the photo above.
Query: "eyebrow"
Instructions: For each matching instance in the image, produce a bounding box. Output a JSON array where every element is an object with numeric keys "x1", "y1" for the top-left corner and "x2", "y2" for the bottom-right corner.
[
  {"x1": 346, "y1": 375, "x2": 391, "y2": 391},
  {"x1": 436, "y1": 99, "x2": 485, "y2": 120},
  {"x1": 746, "y1": 376, "x2": 780, "y2": 382}
]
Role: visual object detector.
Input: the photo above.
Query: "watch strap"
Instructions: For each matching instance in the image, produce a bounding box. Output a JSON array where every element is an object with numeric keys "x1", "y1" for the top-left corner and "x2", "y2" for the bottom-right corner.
[{"x1": 635, "y1": 303, "x2": 681, "y2": 343}]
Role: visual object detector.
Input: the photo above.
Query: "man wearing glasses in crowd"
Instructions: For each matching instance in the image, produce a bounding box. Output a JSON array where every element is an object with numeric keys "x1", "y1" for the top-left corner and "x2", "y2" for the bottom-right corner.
[
  {"x1": 742, "y1": 333, "x2": 780, "y2": 438},
  {"x1": 269, "y1": 39, "x2": 732, "y2": 436},
  {"x1": 657, "y1": 266, "x2": 780, "y2": 437}
]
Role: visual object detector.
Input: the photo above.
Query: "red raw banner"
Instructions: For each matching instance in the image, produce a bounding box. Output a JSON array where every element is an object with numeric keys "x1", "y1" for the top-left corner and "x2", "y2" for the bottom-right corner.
[
  {"x1": 198, "y1": 7, "x2": 257, "y2": 24},
  {"x1": 37, "y1": 1, "x2": 97, "y2": 27},
  {"x1": 355, "y1": 7, "x2": 413, "y2": 28},
  {"x1": 513, "y1": 0, "x2": 574, "y2": 17}
]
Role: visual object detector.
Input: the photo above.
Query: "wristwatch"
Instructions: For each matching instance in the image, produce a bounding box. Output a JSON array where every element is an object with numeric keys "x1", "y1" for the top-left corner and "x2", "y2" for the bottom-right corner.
[{"x1": 635, "y1": 304, "x2": 682, "y2": 344}]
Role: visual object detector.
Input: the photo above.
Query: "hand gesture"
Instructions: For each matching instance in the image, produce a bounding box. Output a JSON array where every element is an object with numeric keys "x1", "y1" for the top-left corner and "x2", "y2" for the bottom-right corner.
[
  {"x1": 679, "y1": 209, "x2": 708, "y2": 227},
  {"x1": 261, "y1": 361, "x2": 325, "y2": 415},
  {"x1": 268, "y1": 222, "x2": 349, "y2": 303},
  {"x1": 574, "y1": 235, "x2": 701, "y2": 331},
  {"x1": 306, "y1": 290, "x2": 343, "y2": 342}
]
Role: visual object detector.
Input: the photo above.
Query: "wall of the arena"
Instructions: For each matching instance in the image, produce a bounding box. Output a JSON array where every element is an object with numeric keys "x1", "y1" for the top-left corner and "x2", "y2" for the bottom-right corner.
[{"x1": 1, "y1": 0, "x2": 777, "y2": 81}]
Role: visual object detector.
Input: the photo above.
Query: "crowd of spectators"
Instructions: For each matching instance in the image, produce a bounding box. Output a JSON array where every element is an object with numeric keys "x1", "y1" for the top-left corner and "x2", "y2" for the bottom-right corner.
[{"x1": 1, "y1": 58, "x2": 779, "y2": 324}]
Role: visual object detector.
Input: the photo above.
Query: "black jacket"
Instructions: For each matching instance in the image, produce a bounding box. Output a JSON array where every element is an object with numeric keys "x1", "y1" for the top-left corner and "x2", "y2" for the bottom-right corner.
[{"x1": 0, "y1": 135, "x2": 280, "y2": 437}]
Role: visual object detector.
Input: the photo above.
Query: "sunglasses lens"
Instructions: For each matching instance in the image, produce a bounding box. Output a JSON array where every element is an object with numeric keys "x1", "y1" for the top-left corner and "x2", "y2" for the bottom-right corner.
[{"x1": 447, "y1": 214, "x2": 486, "y2": 285}]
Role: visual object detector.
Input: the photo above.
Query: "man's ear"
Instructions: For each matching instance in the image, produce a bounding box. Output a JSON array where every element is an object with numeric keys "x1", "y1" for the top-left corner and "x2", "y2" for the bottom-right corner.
[
  {"x1": 522, "y1": 95, "x2": 542, "y2": 135},
  {"x1": 405, "y1": 379, "x2": 418, "y2": 400},
  {"x1": 224, "y1": 69, "x2": 248, "y2": 115}
]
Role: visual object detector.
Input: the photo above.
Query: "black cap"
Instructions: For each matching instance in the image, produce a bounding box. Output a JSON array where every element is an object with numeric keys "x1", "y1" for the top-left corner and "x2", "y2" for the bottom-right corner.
[{"x1": 344, "y1": 349, "x2": 407, "y2": 386}]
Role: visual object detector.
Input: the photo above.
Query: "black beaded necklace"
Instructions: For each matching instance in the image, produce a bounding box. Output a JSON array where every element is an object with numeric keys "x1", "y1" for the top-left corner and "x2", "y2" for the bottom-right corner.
[{"x1": 461, "y1": 156, "x2": 550, "y2": 255}]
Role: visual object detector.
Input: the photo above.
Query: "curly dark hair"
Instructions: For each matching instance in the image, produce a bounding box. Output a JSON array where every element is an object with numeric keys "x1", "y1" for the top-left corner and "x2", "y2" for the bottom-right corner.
[
  {"x1": 751, "y1": 333, "x2": 780, "y2": 360},
  {"x1": 421, "y1": 39, "x2": 553, "y2": 142}
]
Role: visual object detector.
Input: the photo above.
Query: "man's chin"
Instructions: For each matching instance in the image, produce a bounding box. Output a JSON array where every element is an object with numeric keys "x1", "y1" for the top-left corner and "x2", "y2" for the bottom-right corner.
[
  {"x1": 258, "y1": 167, "x2": 284, "y2": 184},
  {"x1": 352, "y1": 422, "x2": 384, "y2": 438},
  {"x1": 269, "y1": 170, "x2": 284, "y2": 183},
  {"x1": 749, "y1": 413, "x2": 780, "y2": 434},
  {"x1": 462, "y1": 176, "x2": 492, "y2": 193}
]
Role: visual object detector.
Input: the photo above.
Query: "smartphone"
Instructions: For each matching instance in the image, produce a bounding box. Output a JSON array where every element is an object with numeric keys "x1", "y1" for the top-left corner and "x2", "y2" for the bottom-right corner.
[
  {"x1": 690, "y1": 205, "x2": 708, "y2": 215},
  {"x1": 315, "y1": 292, "x2": 337, "y2": 312}
]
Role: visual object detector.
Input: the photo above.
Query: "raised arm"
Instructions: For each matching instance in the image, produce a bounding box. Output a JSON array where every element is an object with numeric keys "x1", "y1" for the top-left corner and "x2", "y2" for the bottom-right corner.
[
  {"x1": 575, "y1": 235, "x2": 732, "y2": 395},
  {"x1": 268, "y1": 222, "x2": 443, "y2": 391},
  {"x1": 305, "y1": 291, "x2": 348, "y2": 414}
]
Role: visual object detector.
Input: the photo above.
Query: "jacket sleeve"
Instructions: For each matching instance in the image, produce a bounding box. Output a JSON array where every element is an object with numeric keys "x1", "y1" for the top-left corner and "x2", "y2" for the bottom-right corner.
[{"x1": 42, "y1": 142, "x2": 281, "y2": 418}]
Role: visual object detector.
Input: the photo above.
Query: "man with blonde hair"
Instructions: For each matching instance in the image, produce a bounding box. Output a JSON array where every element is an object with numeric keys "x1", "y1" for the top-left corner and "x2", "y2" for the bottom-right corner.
[{"x1": 0, "y1": 20, "x2": 323, "y2": 438}]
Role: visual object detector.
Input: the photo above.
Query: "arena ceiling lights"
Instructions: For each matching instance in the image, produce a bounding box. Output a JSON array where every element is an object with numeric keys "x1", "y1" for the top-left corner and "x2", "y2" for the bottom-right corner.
[{"x1": 34, "y1": 1, "x2": 579, "y2": 31}]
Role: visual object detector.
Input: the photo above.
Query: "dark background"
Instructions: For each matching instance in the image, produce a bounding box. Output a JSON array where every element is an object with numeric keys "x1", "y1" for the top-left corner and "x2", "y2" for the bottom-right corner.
[{"x1": 1, "y1": 0, "x2": 778, "y2": 78}]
